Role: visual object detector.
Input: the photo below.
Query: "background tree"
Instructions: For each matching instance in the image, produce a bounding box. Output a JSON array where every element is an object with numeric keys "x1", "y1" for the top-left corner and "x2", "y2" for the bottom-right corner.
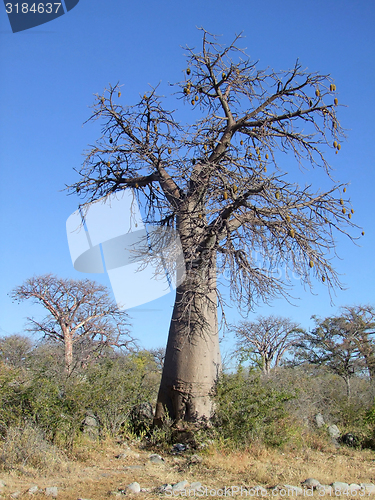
[
  {"x1": 235, "y1": 316, "x2": 304, "y2": 375},
  {"x1": 67, "y1": 30, "x2": 358, "y2": 425},
  {"x1": 0, "y1": 334, "x2": 34, "y2": 370},
  {"x1": 10, "y1": 274, "x2": 134, "y2": 376},
  {"x1": 335, "y1": 305, "x2": 375, "y2": 380},
  {"x1": 293, "y1": 315, "x2": 363, "y2": 398}
]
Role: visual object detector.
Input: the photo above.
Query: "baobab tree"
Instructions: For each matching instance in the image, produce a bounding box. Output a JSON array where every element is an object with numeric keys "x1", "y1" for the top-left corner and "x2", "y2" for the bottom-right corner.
[
  {"x1": 67, "y1": 30, "x2": 359, "y2": 425},
  {"x1": 235, "y1": 316, "x2": 304, "y2": 375},
  {"x1": 11, "y1": 274, "x2": 134, "y2": 376}
]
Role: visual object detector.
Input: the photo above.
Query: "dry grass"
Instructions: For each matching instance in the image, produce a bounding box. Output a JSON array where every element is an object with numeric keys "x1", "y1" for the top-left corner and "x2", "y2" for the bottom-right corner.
[{"x1": 0, "y1": 436, "x2": 374, "y2": 499}]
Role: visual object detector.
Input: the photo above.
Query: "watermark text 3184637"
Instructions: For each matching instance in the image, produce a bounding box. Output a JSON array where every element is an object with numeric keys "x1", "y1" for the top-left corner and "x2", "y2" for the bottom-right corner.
[{"x1": 3, "y1": 0, "x2": 79, "y2": 32}]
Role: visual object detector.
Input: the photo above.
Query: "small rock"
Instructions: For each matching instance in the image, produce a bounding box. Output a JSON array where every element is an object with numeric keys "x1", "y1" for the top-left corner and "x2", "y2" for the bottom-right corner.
[
  {"x1": 301, "y1": 478, "x2": 320, "y2": 489},
  {"x1": 360, "y1": 484, "x2": 375, "y2": 494},
  {"x1": 189, "y1": 454, "x2": 203, "y2": 464},
  {"x1": 331, "y1": 482, "x2": 349, "y2": 491},
  {"x1": 149, "y1": 454, "x2": 164, "y2": 464},
  {"x1": 125, "y1": 482, "x2": 140, "y2": 494},
  {"x1": 28, "y1": 486, "x2": 40, "y2": 494},
  {"x1": 45, "y1": 487, "x2": 58, "y2": 498},
  {"x1": 172, "y1": 443, "x2": 187, "y2": 453},
  {"x1": 315, "y1": 413, "x2": 325, "y2": 428},
  {"x1": 327, "y1": 425, "x2": 340, "y2": 440},
  {"x1": 156, "y1": 484, "x2": 172, "y2": 493},
  {"x1": 189, "y1": 482, "x2": 202, "y2": 491},
  {"x1": 172, "y1": 480, "x2": 189, "y2": 491},
  {"x1": 11, "y1": 492, "x2": 21, "y2": 499}
]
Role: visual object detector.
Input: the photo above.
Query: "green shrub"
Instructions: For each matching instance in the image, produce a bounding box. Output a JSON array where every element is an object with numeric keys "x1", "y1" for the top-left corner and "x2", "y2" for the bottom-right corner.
[{"x1": 212, "y1": 368, "x2": 297, "y2": 447}]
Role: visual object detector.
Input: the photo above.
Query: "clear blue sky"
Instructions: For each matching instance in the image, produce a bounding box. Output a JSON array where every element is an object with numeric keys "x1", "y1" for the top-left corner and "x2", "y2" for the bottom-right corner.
[{"x1": 0, "y1": 0, "x2": 374, "y2": 356}]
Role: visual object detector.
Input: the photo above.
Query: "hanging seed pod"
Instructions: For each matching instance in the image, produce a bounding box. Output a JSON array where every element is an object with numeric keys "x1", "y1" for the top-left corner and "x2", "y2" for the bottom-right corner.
[
  {"x1": 186, "y1": 68, "x2": 191, "y2": 75},
  {"x1": 337, "y1": 144, "x2": 341, "y2": 150},
  {"x1": 118, "y1": 92, "x2": 121, "y2": 98},
  {"x1": 348, "y1": 213, "x2": 352, "y2": 219},
  {"x1": 76, "y1": 186, "x2": 80, "y2": 193},
  {"x1": 109, "y1": 138, "x2": 113, "y2": 144},
  {"x1": 351, "y1": 208, "x2": 354, "y2": 214},
  {"x1": 168, "y1": 147, "x2": 172, "y2": 154},
  {"x1": 154, "y1": 124, "x2": 157, "y2": 133},
  {"x1": 333, "y1": 141, "x2": 338, "y2": 148},
  {"x1": 343, "y1": 187, "x2": 346, "y2": 193},
  {"x1": 143, "y1": 94, "x2": 147, "y2": 99},
  {"x1": 330, "y1": 84, "x2": 334, "y2": 91},
  {"x1": 289, "y1": 228, "x2": 295, "y2": 238},
  {"x1": 233, "y1": 185, "x2": 238, "y2": 194},
  {"x1": 342, "y1": 208, "x2": 346, "y2": 214},
  {"x1": 224, "y1": 191, "x2": 228, "y2": 200},
  {"x1": 240, "y1": 140, "x2": 244, "y2": 146},
  {"x1": 315, "y1": 88, "x2": 320, "y2": 97},
  {"x1": 334, "y1": 98, "x2": 338, "y2": 105},
  {"x1": 275, "y1": 191, "x2": 281, "y2": 200},
  {"x1": 309, "y1": 260, "x2": 314, "y2": 268},
  {"x1": 322, "y1": 275, "x2": 326, "y2": 282},
  {"x1": 198, "y1": 214, "x2": 202, "y2": 219},
  {"x1": 340, "y1": 199, "x2": 344, "y2": 205},
  {"x1": 264, "y1": 166, "x2": 267, "y2": 172},
  {"x1": 195, "y1": 95, "x2": 199, "y2": 102},
  {"x1": 191, "y1": 99, "x2": 195, "y2": 105},
  {"x1": 333, "y1": 84, "x2": 336, "y2": 91},
  {"x1": 204, "y1": 144, "x2": 208, "y2": 151},
  {"x1": 286, "y1": 215, "x2": 291, "y2": 223},
  {"x1": 222, "y1": 72, "x2": 226, "y2": 80},
  {"x1": 265, "y1": 153, "x2": 269, "y2": 160},
  {"x1": 135, "y1": 183, "x2": 139, "y2": 188},
  {"x1": 362, "y1": 231, "x2": 365, "y2": 236}
]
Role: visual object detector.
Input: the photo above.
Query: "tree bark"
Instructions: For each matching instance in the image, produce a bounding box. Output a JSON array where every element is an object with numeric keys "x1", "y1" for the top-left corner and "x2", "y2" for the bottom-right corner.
[
  {"x1": 154, "y1": 257, "x2": 221, "y2": 425},
  {"x1": 63, "y1": 329, "x2": 74, "y2": 376}
]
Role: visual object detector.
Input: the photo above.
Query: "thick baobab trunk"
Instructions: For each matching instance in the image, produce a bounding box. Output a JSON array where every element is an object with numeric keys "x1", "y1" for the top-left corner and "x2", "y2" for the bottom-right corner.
[{"x1": 154, "y1": 260, "x2": 221, "y2": 425}]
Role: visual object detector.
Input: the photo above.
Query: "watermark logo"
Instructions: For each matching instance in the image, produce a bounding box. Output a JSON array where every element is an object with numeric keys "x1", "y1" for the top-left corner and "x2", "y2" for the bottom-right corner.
[
  {"x1": 3, "y1": 0, "x2": 79, "y2": 33},
  {"x1": 66, "y1": 190, "x2": 186, "y2": 310}
]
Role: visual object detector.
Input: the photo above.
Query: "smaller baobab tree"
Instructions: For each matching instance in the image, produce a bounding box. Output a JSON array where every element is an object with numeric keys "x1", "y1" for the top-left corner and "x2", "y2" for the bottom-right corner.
[
  {"x1": 234, "y1": 315, "x2": 304, "y2": 374},
  {"x1": 10, "y1": 274, "x2": 135, "y2": 376}
]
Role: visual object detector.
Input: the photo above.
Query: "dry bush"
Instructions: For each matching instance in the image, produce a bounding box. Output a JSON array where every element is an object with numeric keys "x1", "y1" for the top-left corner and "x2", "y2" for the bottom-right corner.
[{"x1": 0, "y1": 422, "x2": 67, "y2": 472}]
